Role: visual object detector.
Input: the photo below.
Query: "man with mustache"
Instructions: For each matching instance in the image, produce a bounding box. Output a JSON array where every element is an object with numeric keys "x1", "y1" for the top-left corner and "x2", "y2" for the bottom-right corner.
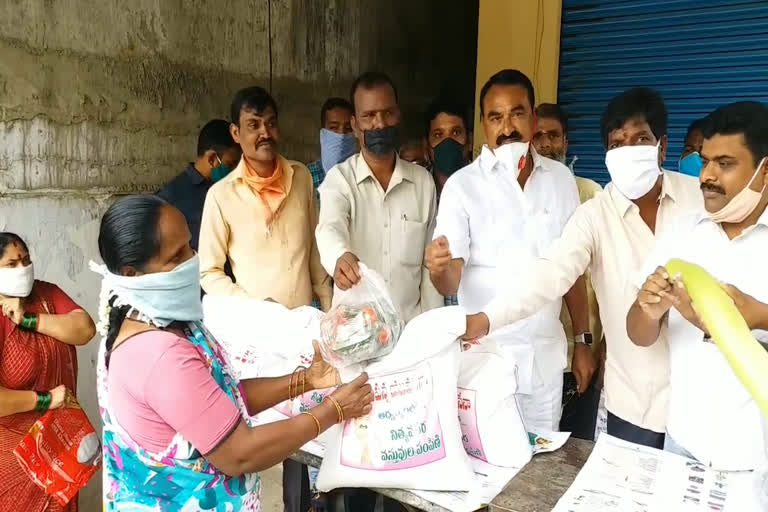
[
  {"x1": 316, "y1": 71, "x2": 442, "y2": 322},
  {"x1": 628, "y1": 101, "x2": 768, "y2": 470},
  {"x1": 464, "y1": 88, "x2": 702, "y2": 449},
  {"x1": 425, "y1": 69, "x2": 592, "y2": 434},
  {"x1": 198, "y1": 86, "x2": 333, "y2": 512}
]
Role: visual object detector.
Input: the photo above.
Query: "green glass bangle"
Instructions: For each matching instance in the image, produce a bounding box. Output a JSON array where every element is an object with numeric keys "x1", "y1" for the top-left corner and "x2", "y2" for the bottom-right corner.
[
  {"x1": 35, "y1": 391, "x2": 51, "y2": 413},
  {"x1": 20, "y1": 313, "x2": 38, "y2": 331}
]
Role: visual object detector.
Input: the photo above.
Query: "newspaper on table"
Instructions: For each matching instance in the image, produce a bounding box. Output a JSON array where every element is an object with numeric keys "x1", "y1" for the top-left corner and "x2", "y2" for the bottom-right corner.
[
  {"x1": 411, "y1": 431, "x2": 570, "y2": 512},
  {"x1": 553, "y1": 434, "x2": 762, "y2": 512}
]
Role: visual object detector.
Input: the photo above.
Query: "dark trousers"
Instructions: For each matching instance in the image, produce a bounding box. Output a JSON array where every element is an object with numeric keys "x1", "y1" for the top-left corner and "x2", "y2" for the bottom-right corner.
[
  {"x1": 282, "y1": 459, "x2": 311, "y2": 512},
  {"x1": 607, "y1": 411, "x2": 665, "y2": 449},
  {"x1": 343, "y1": 490, "x2": 401, "y2": 512},
  {"x1": 559, "y1": 371, "x2": 601, "y2": 440}
]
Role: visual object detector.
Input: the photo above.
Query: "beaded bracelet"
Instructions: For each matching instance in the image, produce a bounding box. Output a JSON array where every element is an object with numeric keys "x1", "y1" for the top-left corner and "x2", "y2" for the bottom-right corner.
[{"x1": 35, "y1": 391, "x2": 51, "y2": 413}]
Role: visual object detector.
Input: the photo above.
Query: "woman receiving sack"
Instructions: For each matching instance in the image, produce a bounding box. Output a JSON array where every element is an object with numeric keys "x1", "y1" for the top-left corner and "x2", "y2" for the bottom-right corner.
[{"x1": 92, "y1": 195, "x2": 374, "y2": 511}]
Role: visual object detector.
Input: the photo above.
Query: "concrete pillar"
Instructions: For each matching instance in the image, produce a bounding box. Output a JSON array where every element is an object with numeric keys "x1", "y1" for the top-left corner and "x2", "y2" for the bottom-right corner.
[{"x1": 472, "y1": 0, "x2": 562, "y2": 152}]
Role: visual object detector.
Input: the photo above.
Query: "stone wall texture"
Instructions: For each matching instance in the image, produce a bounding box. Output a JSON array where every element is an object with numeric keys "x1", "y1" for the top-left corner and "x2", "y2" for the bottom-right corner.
[{"x1": 0, "y1": 1, "x2": 478, "y2": 508}]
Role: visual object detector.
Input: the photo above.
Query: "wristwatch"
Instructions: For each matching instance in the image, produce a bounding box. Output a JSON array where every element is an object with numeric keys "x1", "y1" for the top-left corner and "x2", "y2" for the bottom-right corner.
[{"x1": 574, "y1": 332, "x2": 593, "y2": 346}]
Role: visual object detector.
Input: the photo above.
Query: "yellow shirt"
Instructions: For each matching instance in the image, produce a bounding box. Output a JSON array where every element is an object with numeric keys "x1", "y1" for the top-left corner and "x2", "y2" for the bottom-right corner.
[
  {"x1": 484, "y1": 171, "x2": 703, "y2": 432},
  {"x1": 560, "y1": 176, "x2": 604, "y2": 362},
  {"x1": 199, "y1": 156, "x2": 332, "y2": 310}
]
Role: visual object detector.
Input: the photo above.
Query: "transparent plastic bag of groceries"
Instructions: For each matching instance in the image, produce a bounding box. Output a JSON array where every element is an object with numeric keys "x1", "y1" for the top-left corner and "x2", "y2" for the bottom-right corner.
[{"x1": 319, "y1": 263, "x2": 403, "y2": 368}]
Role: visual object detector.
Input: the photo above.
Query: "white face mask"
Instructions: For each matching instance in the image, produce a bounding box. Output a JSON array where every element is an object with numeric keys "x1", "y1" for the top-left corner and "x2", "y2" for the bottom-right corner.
[
  {"x1": 605, "y1": 143, "x2": 661, "y2": 200},
  {"x1": 494, "y1": 142, "x2": 530, "y2": 179},
  {"x1": 0, "y1": 263, "x2": 35, "y2": 297},
  {"x1": 90, "y1": 254, "x2": 202, "y2": 332},
  {"x1": 707, "y1": 157, "x2": 767, "y2": 224}
]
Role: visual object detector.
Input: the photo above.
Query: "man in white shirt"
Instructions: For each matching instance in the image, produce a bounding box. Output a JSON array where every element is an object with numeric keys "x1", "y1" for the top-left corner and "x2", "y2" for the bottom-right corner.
[
  {"x1": 316, "y1": 71, "x2": 442, "y2": 322},
  {"x1": 628, "y1": 101, "x2": 768, "y2": 470},
  {"x1": 464, "y1": 88, "x2": 703, "y2": 448},
  {"x1": 425, "y1": 69, "x2": 592, "y2": 433}
]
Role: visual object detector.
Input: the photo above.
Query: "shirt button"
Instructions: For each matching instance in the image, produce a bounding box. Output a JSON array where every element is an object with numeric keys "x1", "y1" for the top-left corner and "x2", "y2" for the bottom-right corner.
[{"x1": 384, "y1": 222, "x2": 389, "y2": 228}]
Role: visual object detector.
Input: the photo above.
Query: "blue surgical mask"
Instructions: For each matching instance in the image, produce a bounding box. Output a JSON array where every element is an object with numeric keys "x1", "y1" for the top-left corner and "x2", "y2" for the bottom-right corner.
[
  {"x1": 320, "y1": 129, "x2": 357, "y2": 172},
  {"x1": 211, "y1": 155, "x2": 232, "y2": 183},
  {"x1": 90, "y1": 254, "x2": 203, "y2": 329},
  {"x1": 678, "y1": 152, "x2": 703, "y2": 177}
]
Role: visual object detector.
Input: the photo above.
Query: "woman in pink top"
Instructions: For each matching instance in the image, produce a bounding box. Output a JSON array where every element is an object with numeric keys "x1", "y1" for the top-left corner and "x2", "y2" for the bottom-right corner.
[{"x1": 93, "y1": 195, "x2": 373, "y2": 511}]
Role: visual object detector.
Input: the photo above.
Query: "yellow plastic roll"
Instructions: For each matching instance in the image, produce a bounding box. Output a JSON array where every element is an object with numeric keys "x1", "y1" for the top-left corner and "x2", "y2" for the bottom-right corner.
[{"x1": 665, "y1": 258, "x2": 768, "y2": 417}]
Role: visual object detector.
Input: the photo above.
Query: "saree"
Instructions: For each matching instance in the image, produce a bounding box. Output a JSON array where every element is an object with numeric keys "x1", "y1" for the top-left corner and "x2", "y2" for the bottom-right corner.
[
  {"x1": 97, "y1": 321, "x2": 261, "y2": 511},
  {"x1": 0, "y1": 281, "x2": 81, "y2": 512}
]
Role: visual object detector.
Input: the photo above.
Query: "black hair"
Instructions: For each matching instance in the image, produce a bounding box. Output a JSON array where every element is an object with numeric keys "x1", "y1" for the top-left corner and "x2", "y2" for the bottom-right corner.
[
  {"x1": 685, "y1": 118, "x2": 707, "y2": 141},
  {"x1": 0, "y1": 232, "x2": 28, "y2": 259},
  {"x1": 98, "y1": 195, "x2": 166, "y2": 352},
  {"x1": 423, "y1": 98, "x2": 469, "y2": 138},
  {"x1": 536, "y1": 103, "x2": 568, "y2": 135},
  {"x1": 196, "y1": 119, "x2": 238, "y2": 157},
  {"x1": 320, "y1": 97, "x2": 353, "y2": 127},
  {"x1": 349, "y1": 71, "x2": 399, "y2": 112},
  {"x1": 230, "y1": 86, "x2": 278, "y2": 125},
  {"x1": 700, "y1": 101, "x2": 768, "y2": 166},
  {"x1": 600, "y1": 87, "x2": 667, "y2": 147},
  {"x1": 479, "y1": 69, "x2": 535, "y2": 116}
]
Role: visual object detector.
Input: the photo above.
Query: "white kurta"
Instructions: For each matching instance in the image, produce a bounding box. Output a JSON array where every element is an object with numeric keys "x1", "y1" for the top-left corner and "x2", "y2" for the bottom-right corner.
[{"x1": 435, "y1": 145, "x2": 580, "y2": 432}]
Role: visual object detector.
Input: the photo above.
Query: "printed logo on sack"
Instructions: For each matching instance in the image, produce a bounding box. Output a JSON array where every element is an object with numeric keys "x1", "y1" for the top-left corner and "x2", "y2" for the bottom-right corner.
[
  {"x1": 340, "y1": 365, "x2": 446, "y2": 469},
  {"x1": 457, "y1": 387, "x2": 487, "y2": 462}
]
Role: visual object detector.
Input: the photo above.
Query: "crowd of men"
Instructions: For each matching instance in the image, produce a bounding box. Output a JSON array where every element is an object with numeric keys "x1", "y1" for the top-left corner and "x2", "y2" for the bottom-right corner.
[{"x1": 157, "y1": 68, "x2": 768, "y2": 511}]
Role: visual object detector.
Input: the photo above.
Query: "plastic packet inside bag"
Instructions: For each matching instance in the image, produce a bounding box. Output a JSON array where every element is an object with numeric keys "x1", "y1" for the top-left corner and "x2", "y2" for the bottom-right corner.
[
  {"x1": 13, "y1": 393, "x2": 101, "y2": 506},
  {"x1": 319, "y1": 263, "x2": 403, "y2": 368}
]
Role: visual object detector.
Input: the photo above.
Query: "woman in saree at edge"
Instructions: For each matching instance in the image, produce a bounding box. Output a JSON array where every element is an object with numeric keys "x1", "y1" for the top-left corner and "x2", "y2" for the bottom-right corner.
[
  {"x1": 94, "y1": 195, "x2": 373, "y2": 510},
  {"x1": 0, "y1": 232, "x2": 96, "y2": 511}
]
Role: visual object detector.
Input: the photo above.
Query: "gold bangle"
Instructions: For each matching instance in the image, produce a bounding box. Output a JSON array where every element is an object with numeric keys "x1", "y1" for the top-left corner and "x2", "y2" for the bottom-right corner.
[
  {"x1": 324, "y1": 396, "x2": 344, "y2": 423},
  {"x1": 302, "y1": 411, "x2": 321, "y2": 437},
  {"x1": 292, "y1": 366, "x2": 305, "y2": 399}
]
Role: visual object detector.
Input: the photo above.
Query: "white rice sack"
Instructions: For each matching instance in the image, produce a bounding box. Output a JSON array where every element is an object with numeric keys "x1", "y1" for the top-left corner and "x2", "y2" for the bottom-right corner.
[
  {"x1": 317, "y1": 307, "x2": 475, "y2": 492},
  {"x1": 202, "y1": 295, "x2": 332, "y2": 421},
  {"x1": 202, "y1": 294, "x2": 323, "y2": 380},
  {"x1": 458, "y1": 342, "x2": 532, "y2": 468}
]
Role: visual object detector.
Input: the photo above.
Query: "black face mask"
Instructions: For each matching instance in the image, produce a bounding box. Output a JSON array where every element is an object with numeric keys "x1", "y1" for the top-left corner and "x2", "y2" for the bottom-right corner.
[
  {"x1": 363, "y1": 125, "x2": 399, "y2": 156},
  {"x1": 432, "y1": 137, "x2": 466, "y2": 177}
]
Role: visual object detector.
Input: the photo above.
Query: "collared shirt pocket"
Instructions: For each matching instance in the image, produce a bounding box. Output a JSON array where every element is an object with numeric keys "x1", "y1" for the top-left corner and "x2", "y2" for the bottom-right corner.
[{"x1": 401, "y1": 217, "x2": 428, "y2": 266}]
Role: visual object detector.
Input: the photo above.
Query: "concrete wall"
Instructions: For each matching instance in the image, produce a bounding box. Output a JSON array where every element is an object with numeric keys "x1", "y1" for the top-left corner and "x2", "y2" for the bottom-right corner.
[{"x1": 0, "y1": 1, "x2": 478, "y2": 508}]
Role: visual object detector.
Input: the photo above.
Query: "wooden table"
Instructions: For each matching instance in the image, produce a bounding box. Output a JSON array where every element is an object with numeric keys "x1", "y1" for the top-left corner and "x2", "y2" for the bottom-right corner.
[
  {"x1": 291, "y1": 438, "x2": 594, "y2": 512},
  {"x1": 488, "y1": 438, "x2": 594, "y2": 512}
]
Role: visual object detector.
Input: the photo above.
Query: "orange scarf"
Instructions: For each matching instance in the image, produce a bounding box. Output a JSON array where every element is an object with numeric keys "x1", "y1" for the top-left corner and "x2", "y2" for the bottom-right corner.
[{"x1": 241, "y1": 158, "x2": 287, "y2": 228}]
